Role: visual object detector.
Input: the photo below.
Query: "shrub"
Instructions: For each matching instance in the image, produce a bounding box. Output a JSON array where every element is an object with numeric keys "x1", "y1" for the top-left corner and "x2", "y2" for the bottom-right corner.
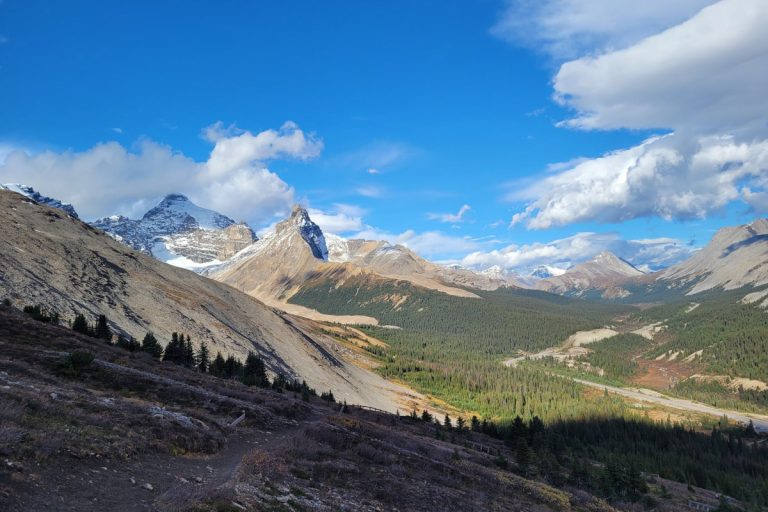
[{"x1": 58, "y1": 350, "x2": 95, "y2": 377}]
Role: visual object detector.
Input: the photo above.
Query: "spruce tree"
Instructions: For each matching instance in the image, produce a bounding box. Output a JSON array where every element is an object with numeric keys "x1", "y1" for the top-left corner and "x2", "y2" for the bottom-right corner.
[
  {"x1": 242, "y1": 351, "x2": 268, "y2": 387},
  {"x1": 210, "y1": 352, "x2": 226, "y2": 377},
  {"x1": 94, "y1": 314, "x2": 112, "y2": 342},
  {"x1": 184, "y1": 336, "x2": 194, "y2": 368},
  {"x1": 72, "y1": 313, "x2": 90, "y2": 335},
  {"x1": 142, "y1": 332, "x2": 163, "y2": 359},
  {"x1": 443, "y1": 414, "x2": 452, "y2": 430},
  {"x1": 197, "y1": 341, "x2": 210, "y2": 373}
]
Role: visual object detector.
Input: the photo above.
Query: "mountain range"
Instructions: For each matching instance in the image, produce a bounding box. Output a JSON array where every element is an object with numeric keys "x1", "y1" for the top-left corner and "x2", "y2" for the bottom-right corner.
[
  {"x1": 0, "y1": 188, "x2": 421, "y2": 411},
  {"x1": 7, "y1": 184, "x2": 768, "y2": 309}
]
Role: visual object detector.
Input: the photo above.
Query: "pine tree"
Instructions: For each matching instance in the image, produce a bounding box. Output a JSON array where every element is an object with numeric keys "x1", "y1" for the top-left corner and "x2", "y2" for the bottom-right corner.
[
  {"x1": 242, "y1": 351, "x2": 268, "y2": 387},
  {"x1": 471, "y1": 415, "x2": 481, "y2": 432},
  {"x1": 456, "y1": 416, "x2": 466, "y2": 432},
  {"x1": 142, "y1": 332, "x2": 163, "y2": 359},
  {"x1": 421, "y1": 410, "x2": 433, "y2": 423},
  {"x1": 210, "y1": 352, "x2": 226, "y2": 377},
  {"x1": 443, "y1": 414, "x2": 452, "y2": 430},
  {"x1": 515, "y1": 437, "x2": 531, "y2": 475},
  {"x1": 72, "y1": 313, "x2": 90, "y2": 335},
  {"x1": 94, "y1": 314, "x2": 112, "y2": 342},
  {"x1": 197, "y1": 340, "x2": 210, "y2": 373},
  {"x1": 184, "y1": 335, "x2": 194, "y2": 368}
]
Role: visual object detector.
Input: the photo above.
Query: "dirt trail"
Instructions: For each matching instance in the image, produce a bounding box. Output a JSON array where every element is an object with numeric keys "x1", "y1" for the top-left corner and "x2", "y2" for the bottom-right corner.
[{"x1": 10, "y1": 427, "x2": 293, "y2": 512}]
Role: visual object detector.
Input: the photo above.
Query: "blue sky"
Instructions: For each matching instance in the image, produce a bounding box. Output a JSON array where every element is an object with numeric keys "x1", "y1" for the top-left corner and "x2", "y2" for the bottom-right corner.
[{"x1": 1, "y1": 0, "x2": 766, "y2": 272}]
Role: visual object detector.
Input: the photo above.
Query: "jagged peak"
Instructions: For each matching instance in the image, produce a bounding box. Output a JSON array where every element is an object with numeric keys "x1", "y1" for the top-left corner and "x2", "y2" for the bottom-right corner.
[{"x1": 274, "y1": 205, "x2": 328, "y2": 260}]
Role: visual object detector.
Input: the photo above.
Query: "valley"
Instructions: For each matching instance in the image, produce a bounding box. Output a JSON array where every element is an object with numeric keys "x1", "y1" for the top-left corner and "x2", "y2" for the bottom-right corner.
[{"x1": 2, "y1": 187, "x2": 768, "y2": 509}]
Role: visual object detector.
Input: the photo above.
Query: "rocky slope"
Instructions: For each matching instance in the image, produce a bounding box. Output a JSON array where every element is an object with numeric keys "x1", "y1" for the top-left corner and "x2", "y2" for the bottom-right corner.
[
  {"x1": 0, "y1": 183, "x2": 79, "y2": 219},
  {"x1": 210, "y1": 207, "x2": 523, "y2": 322},
  {"x1": 536, "y1": 252, "x2": 645, "y2": 298},
  {"x1": 662, "y1": 218, "x2": 768, "y2": 295},
  {"x1": 0, "y1": 188, "x2": 421, "y2": 411},
  {"x1": 0, "y1": 305, "x2": 617, "y2": 512},
  {"x1": 327, "y1": 234, "x2": 519, "y2": 292},
  {"x1": 91, "y1": 194, "x2": 256, "y2": 269}
]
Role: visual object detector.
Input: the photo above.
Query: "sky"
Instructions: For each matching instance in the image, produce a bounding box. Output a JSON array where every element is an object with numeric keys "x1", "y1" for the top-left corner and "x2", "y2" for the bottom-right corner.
[{"x1": 1, "y1": 0, "x2": 767, "y2": 274}]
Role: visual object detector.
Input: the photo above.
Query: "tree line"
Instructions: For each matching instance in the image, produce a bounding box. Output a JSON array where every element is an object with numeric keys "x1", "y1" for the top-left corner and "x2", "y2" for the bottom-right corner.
[{"x1": 19, "y1": 304, "x2": 335, "y2": 400}]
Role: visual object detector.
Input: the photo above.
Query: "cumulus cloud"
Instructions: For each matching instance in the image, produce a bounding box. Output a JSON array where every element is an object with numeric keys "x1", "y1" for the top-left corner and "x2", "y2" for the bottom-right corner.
[
  {"x1": 510, "y1": 135, "x2": 768, "y2": 229},
  {"x1": 204, "y1": 121, "x2": 322, "y2": 176},
  {"x1": 461, "y1": 232, "x2": 694, "y2": 273},
  {"x1": 0, "y1": 122, "x2": 322, "y2": 224},
  {"x1": 553, "y1": 0, "x2": 768, "y2": 132},
  {"x1": 505, "y1": 0, "x2": 768, "y2": 229},
  {"x1": 307, "y1": 204, "x2": 366, "y2": 234},
  {"x1": 427, "y1": 204, "x2": 471, "y2": 223},
  {"x1": 492, "y1": 0, "x2": 715, "y2": 59}
]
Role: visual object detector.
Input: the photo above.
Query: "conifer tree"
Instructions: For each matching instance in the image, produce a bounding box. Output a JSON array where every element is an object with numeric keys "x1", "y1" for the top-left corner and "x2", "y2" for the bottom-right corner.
[
  {"x1": 210, "y1": 352, "x2": 226, "y2": 377},
  {"x1": 443, "y1": 414, "x2": 452, "y2": 430},
  {"x1": 197, "y1": 340, "x2": 210, "y2": 373},
  {"x1": 184, "y1": 335, "x2": 194, "y2": 368},
  {"x1": 242, "y1": 351, "x2": 268, "y2": 387},
  {"x1": 142, "y1": 332, "x2": 163, "y2": 359},
  {"x1": 94, "y1": 314, "x2": 112, "y2": 342},
  {"x1": 72, "y1": 313, "x2": 90, "y2": 335}
]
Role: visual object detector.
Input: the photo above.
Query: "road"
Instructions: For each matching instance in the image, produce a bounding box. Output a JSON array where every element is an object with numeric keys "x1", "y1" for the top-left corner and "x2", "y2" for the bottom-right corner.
[{"x1": 571, "y1": 377, "x2": 768, "y2": 433}]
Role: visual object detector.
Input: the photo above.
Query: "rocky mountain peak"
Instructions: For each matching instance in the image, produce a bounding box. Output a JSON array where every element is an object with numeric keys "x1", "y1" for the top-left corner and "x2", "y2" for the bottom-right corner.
[
  {"x1": 277, "y1": 205, "x2": 328, "y2": 260},
  {"x1": 90, "y1": 194, "x2": 256, "y2": 269},
  {"x1": 589, "y1": 251, "x2": 644, "y2": 276}
]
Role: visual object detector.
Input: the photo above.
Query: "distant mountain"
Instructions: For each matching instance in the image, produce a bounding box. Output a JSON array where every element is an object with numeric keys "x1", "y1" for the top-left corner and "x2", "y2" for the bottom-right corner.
[
  {"x1": 210, "y1": 207, "x2": 522, "y2": 321},
  {"x1": 0, "y1": 187, "x2": 410, "y2": 410},
  {"x1": 536, "y1": 251, "x2": 645, "y2": 298},
  {"x1": 0, "y1": 183, "x2": 79, "y2": 219},
  {"x1": 530, "y1": 265, "x2": 568, "y2": 279},
  {"x1": 662, "y1": 218, "x2": 768, "y2": 295},
  {"x1": 91, "y1": 193, "x2": 256, "y2": 269},
  {"x1": 327, "y1": 235, "x2": 518, "y2": 291}
]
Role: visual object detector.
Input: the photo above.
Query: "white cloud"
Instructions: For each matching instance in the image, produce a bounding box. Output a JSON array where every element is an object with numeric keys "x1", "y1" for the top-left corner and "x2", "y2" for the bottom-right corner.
[
  {"x1": 427, "y1": 204, "x2": 471, "y2": 223},
  {"x1": 0, "y1": 121, "x2": 322, "y2": 225},
  {"x1": 367, "y1": 168, "x2": 381, "y2": 175},
  {"x1": 510, "y1": 135, "x2": 768, "y2": 229},
  {"x1": 505, "y1": 0, "x2": 768, "y2": 229},
  {"x1": 492, "y1": 0, "x2": 716, "y2": 60},
  {"x1": 553, "y1": 0, "x2": 768, "y2": 132},
  {"x1": 307, "y1": 204, "x2": 365, "y2": 234},
  {"x1": 461, "y1": 232, "x2": 694, "y2": 273},
  {"x1": 204, "y1": 121, "x2": 323, "y2": 176}
]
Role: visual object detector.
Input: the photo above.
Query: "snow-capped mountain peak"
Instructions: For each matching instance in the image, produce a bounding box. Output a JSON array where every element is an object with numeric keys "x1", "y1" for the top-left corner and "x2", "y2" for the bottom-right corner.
[
  {"x1": 141, "y1": 193, "x2": 235, "y2": 232},
  {"x1": 90, "y1": 194, "x2": 256, "y2": 268},
  {"x1": 1, "y1": 183, "x2": 79, "y2": 219}
]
